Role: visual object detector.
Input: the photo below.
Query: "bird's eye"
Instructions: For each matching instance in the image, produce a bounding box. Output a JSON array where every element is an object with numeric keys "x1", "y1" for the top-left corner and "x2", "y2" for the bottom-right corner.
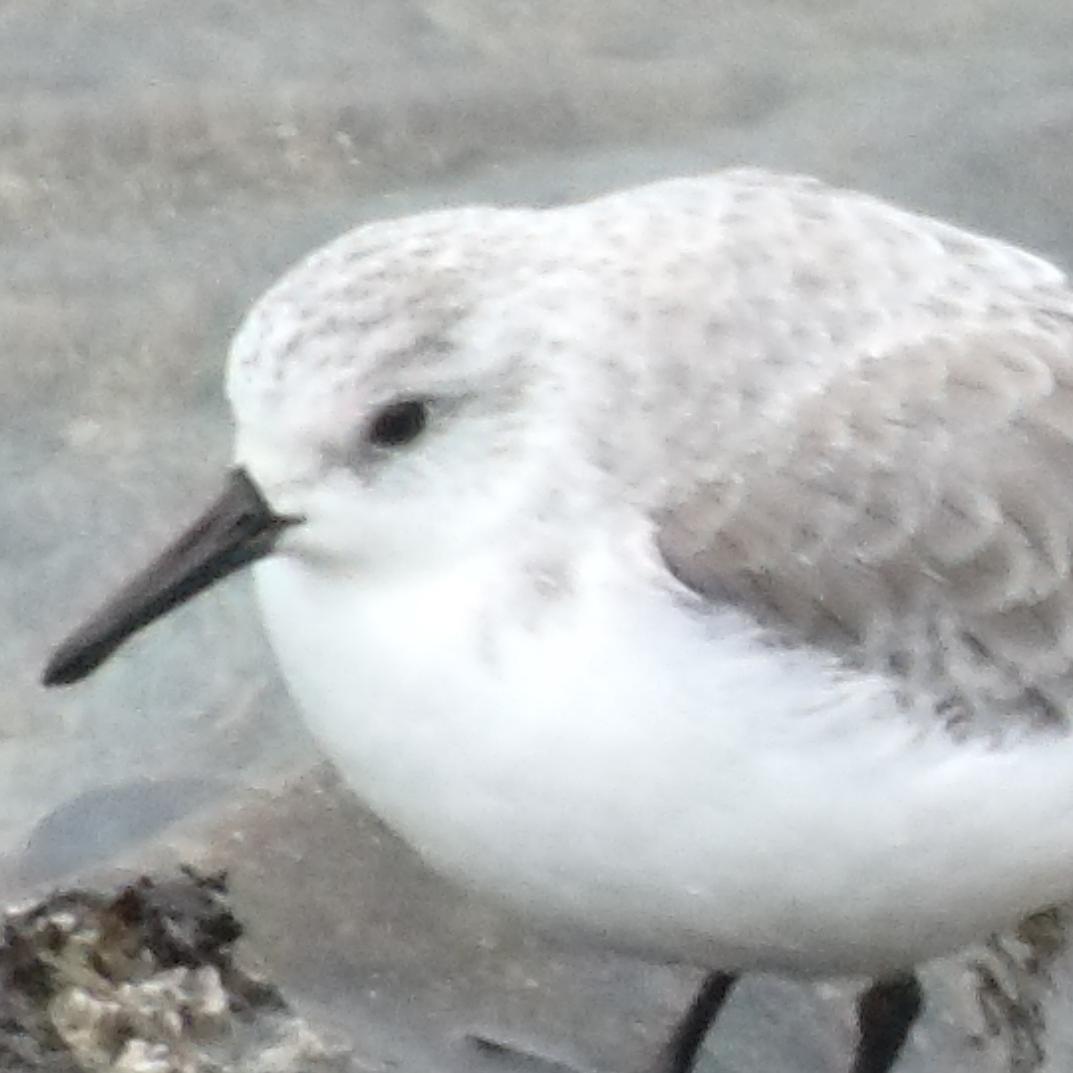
[{"x1": 367, "y1": 399, "x2": 429, "y2": 448}]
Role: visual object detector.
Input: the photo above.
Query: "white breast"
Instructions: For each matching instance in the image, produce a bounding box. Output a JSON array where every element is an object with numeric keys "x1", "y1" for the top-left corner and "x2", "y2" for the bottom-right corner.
[{"x1": 252, "y1": 543, "x2": 1073, "y2": 976}]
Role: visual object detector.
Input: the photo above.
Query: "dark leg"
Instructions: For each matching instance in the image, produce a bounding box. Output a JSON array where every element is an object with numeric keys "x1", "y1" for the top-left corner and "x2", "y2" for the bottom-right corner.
[
  {"x1": 650, "y1": 971, "x2": 738, "y2": 1073},
  {"x1": 851, "y1": 974, "x2": 923, "y2": 1073}
]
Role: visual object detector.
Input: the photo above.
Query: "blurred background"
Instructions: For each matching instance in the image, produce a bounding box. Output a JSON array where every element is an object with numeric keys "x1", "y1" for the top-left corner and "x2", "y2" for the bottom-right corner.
[{"x1": 5, "y1": 2, "x2": 1073, "y2": 1071}]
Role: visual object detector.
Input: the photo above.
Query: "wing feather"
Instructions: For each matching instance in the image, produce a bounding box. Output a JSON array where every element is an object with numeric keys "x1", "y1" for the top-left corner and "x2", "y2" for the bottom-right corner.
[{"x1": 657, "y1": 293, "x2": 1073, "y2": 735}]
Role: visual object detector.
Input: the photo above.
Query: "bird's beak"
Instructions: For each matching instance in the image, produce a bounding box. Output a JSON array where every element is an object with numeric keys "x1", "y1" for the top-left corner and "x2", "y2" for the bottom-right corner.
[{"x1": 42, "y1": 467, "x2": 300, "y2": 687}]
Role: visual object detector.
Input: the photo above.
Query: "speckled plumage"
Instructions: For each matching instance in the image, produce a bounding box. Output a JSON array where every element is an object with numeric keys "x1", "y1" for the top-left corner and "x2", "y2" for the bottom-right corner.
[{"x1": 218, "y1": 170, "x2": 1073, "y2": 977}]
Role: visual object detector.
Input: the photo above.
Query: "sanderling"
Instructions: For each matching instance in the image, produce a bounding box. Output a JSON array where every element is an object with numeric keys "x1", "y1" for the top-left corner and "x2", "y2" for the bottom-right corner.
[{"x1": 43, "y1": 169, "x2": 1073, "y2": 1072}]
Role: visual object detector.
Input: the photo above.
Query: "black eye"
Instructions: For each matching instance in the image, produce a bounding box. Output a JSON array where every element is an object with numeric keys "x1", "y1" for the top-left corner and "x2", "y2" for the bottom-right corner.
[{"x1": 367, "y1": 399, "x2": 428, "y2": 448}]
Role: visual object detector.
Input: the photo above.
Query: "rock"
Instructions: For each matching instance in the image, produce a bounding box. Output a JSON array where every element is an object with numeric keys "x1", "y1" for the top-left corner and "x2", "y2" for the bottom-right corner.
[{"x1": 0, "y1": 869, "x2": 351, "y2": 1073}]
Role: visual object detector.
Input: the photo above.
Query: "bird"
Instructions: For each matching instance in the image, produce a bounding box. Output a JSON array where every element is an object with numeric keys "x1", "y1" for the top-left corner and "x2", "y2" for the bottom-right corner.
[{"x1": 42, "y1": 167, "x2": 1073, "y2": 1073}]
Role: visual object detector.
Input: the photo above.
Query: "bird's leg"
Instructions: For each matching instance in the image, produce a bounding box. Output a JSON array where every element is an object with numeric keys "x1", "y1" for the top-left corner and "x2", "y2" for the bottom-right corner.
[
  {"x1": 850, "y1": 973, "x2": 923, "y2": 1073},
  {"x1": 649, "y1": 971, "x2": 738, "y2": 1073},
  {"x1": 466, "y1": 970, "x2": 737, "y2": 1073}
]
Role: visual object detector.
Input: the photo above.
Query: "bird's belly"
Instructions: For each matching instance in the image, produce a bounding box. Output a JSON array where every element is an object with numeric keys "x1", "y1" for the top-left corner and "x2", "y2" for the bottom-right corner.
[{"x1": 252, "y1": 556, "x2": 1073, "y2": 976}]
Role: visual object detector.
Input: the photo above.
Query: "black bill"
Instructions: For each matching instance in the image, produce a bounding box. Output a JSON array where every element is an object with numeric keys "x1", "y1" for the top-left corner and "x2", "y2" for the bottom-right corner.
[{"x1": 42, "y1": 468, "x2": 299, "y2": 687}]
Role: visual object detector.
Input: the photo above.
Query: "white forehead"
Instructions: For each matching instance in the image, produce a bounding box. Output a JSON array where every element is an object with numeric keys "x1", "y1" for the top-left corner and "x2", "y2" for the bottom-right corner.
[
  {"x1": 221, "y1": 178, "x2": 703, "y2": 437},
  {"x1": 226, "y1": 206, "x2": 539, "y2": 431}
]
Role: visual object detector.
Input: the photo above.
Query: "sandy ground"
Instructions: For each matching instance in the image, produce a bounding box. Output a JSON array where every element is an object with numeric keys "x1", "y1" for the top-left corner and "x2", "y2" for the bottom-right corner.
[{"x1": 7, "y1": 2, "x2": 1073, "y2": 1070}]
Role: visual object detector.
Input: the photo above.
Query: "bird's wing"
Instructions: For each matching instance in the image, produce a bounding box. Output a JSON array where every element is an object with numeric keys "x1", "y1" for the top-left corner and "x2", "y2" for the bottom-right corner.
[{"x1": 656, "y1": 277, "x2": 1073, "y2": 736}]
